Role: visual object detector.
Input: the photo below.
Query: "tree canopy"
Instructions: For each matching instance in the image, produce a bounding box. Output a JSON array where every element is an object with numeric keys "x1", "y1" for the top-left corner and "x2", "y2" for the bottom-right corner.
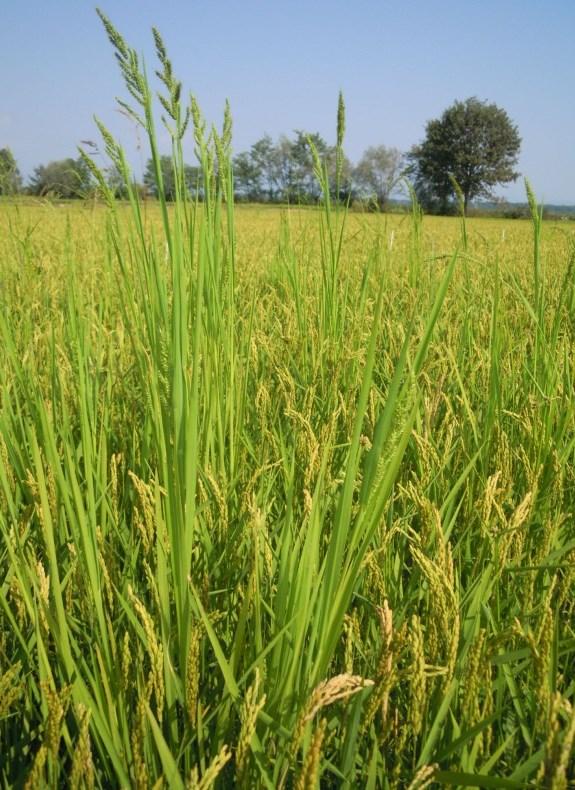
[
  {"x1": 29, "y1": 157, "x2": 93, "y2": 199},
  {"x1": 353, "y1": 145, "x2": 403, "y2": 210},
  {"x1": 0, "y1": 96, "x2": 526, "y2": 213},
  {"x1": 408, "y1": 97, "x2": 521, "y2": 214},
  {"x1": 233, "y1": 131, "x2": 352, "y2": 204},
  {"x1": 143, "y1": 156, "x2": 202, "y2": 201},
  {"x1": 0, "y1": 148, "x2": 22, "y2": 195}
]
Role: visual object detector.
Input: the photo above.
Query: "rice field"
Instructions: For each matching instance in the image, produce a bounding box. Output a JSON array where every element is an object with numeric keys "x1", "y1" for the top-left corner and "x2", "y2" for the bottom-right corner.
[{"x1": 1, "y1": 16, "x2": 575, "y2": 790}]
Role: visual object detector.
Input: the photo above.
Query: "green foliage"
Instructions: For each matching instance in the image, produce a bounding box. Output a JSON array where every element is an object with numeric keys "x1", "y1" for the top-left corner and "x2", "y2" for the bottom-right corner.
[
  {"x1": 0, "y1": 13, "x2": 574, "y2": 790},
  {"x1": 233, "y1": 150, "x2": 263, "y2": 201},
  {"x1": 408, "y1": 97, "x2": 521, "y2": 214},
  {"x1": 353, "y1": 144, "x2": 403, "y2": 209},
  {"x1": 233, "y1": 130, "x2": 352, "y2": 203},
  {"x1": 247, "y1": 133, "x2": 277, "y2": 199},
  {"x1": 143, "y1": 155, "x2": 202, "y2": 200},
  {"x1": 28, "y1": 156, "x2": 93, "y2": 198},
  {"x1": 0, "y1": 148, "x2": 22, "y2": 196}
]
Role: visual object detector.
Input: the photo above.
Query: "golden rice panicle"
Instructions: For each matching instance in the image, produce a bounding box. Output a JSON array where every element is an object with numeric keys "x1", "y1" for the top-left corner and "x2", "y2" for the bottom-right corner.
[
  {"x1": 537, "y1": 692, "x2": 575, "y2": 789},
  {"x1": 205, "y1": 467, "x2": 228, "y2": 536},
  {"x1": 97, "y1": 529, "x2": 115, "y2": 614},
  {"x1": 129, "y1": 471, "x2": 156, "y2": 554},
  {"x1": 8, "y1": 574, "x2": 27, "y2": 628},
  {"x1": 409, "y1": 543, "x2": 458, "y2": 679},
  {"x1": 36, "y1": 558, "x2": 50, "y2": 634},
  {"x1": 65, "y1": 542, "x2": 80, "y2": 614},
  {"x1": 0, "y1": 661, "x2": 22, "y2": 717},
  {"x1": 534, "y1": 603, "x2": 555, "y2": 731},
  {"x1": 24, "y1": 746, "x2": 47, "y2": 790},
  {"x1": 0, "y1": 433, "x2": 15, "y2": 507},
  {"x1": 552, "y1": 701, "x2": 575, "y2": 790},
  {"x1": 304, "y1": 674, "x2": 374, "y2": 725},
  {"x1": 294, "y1": 717, "x2": 327, "y2": 790},
  {"x1": 362, "y1": 601, "x2": 396, "y2": 736},
  {"x1": 187, "y1": 745, "x2": 231, "y2": 790},
  {"x1": 363, "y1": 550, "x2": 387, "y2": 608},
  {"x1": 507, "y1": 490, "x2": 533, "y2": 561},
  {"x1": 128, "y1": 585, "x2": 164, "y2": 722},
  {"x1": 343, "y1": 609, "x2": 361, "y2": 674},
  {"x1": 121, "y1": 630, "x2": 132, "y2": 693},
  {"x1": 131, "y1": 684, "x2": 151, "y2": 790},
  {"x1": 110, "y1": 451, "x2": 122, "y2": 525},
  {"x1": 248, "y1": 496, "x2": 273, "y2": 582},
  {"x1": 444, "y1": 607, "x2": 461, "y2": 695},
  {"x1": 295, "y1": 673, "x2": 374, "y2": 756},
  {"x1": 41, "y1": 681, "x2": 71, "y2": 760},
  {"x1": 70, "y1": 704, "x2": 95, "y2": 790},
  {"x1": 460, "y1": 629, "x2": 486, "y2": 731},
  {"x1": 408, "y1": 614, "x2": 426, "y2": 738},
  {"x1": 557, "y1": 547, "x2": 575, "y2": 615},
  {"x1": 185, "y1": 621, "x2": 201, "y2": 726},
  {"x1": 480, "y1": 470, "x2": 504, "y2": 537},
  {"x1": 411, "y1": 431, "x2": 441, "y2": 490},
  {"x1": 521, "y1": 513, "x2": 561, "y2": 612},
  {"x1": 236, "y1": 669, "x2": 266, "y2": 780},
  {"x1": 143, "y1": 558, "x2": 161, "y2": 613},
  {"x1": 407, "y1": 763, "x2": 439, "y2": 790},
  {"x1": 516, "y1": 604, "x2": 554, "y2": 734}
]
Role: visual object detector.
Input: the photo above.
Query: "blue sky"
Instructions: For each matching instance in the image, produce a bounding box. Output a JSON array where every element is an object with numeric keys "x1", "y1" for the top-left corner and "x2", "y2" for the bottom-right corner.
[{"x1": 2, "y1": 1, "x2": 574, "y2": 203}]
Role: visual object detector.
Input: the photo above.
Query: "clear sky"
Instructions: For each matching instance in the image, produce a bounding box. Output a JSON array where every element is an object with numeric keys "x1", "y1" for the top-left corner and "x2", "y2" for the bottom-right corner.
[{"x1": 2, "y1": 1, "x2": 574, "y2": 203}]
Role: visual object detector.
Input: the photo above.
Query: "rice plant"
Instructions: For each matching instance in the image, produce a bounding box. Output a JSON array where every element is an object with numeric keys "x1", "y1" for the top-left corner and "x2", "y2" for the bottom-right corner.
[{"x1": 0, "y1": 12, "x2": 574, "y2": 789}]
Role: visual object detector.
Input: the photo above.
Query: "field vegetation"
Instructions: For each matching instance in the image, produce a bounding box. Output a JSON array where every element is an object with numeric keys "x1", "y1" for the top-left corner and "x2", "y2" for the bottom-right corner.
[{"x1": 1, "y1": 14, "x2": 575, "y2": 789}]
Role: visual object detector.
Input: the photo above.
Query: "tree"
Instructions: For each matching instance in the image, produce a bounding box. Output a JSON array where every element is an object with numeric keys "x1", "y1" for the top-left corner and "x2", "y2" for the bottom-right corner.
[
  {"x1": 0, "y1": 148, "x2": 22, "y2": 195},
  {"x1": 408, "y1": 97, "x2": 521, "y2": 214},
  {"x1": 105, "y1": 164, "x2": 129, "y2": 199},
  {"x1": 143, "y1": 156, "x2": 202, "y2": 200},
  {"x1": 233, "y1": 131, "x2": 351, "y2": 204},
  {"x1": 269, "y1": 131, "x2": 332, "y2": 203},
  {"x1": 233, "y1": 151, "x2": 263, "y2": 201},
  {"x1": 270, "y1": 135, "x2": 297, "y2": 202},
  {"x1": 290, "y1": 130, "x2": 330, "y2": 201},
  {"x1": 249, "y1": 135, "x2": 277, "y2": 200},
  {"x1": 29, "y1": 157, "x2": 93, "y2": 198},
  {"x1": 353, "y1": 145, "x2": 403, "y2": 210}
]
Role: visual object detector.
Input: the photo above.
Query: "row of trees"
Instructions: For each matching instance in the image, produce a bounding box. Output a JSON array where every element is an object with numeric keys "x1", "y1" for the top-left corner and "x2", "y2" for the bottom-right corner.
[
  {"x1": 0, "y1": 139, "x2": 404, "y2": 208},
  {"x1": 1, "y1": 97, "x2": 522, "y2": 213},
  {"x1": 0, "y1": 150, "x2": 94, "y2": 199},
  {"x1": 232, "y1": 132, "x2": 403, "y2": 207}
]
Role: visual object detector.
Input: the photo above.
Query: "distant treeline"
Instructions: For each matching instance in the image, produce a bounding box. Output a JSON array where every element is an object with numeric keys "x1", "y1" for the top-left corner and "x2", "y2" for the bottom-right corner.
[
  {"x1": 0, "y1": 135, "x2": 405, "y2": 210},
  {"x1": 2, "y1": 139, "x2": 573, "y2": 219}
]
